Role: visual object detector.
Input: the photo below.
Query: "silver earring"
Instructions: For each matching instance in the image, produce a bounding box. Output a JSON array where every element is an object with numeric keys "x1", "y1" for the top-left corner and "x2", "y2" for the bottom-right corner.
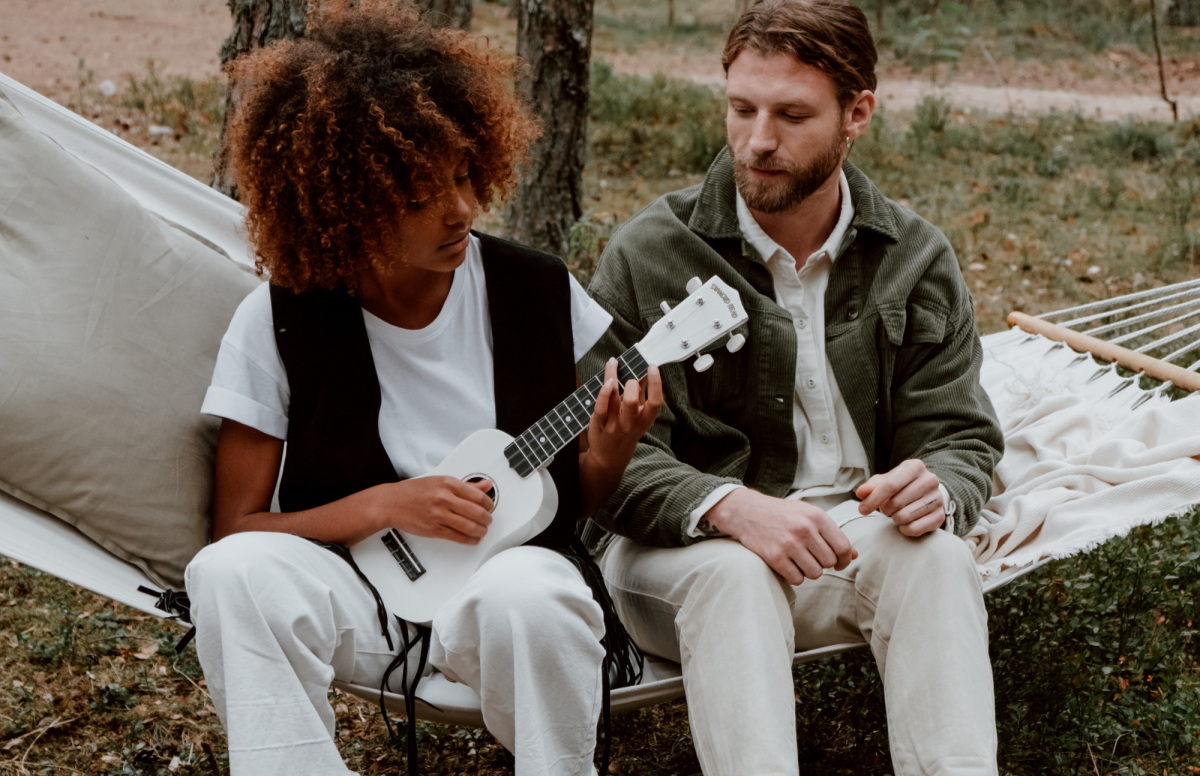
[{"x1": 846, "y1": 136, "x2": 851, "y2": 144}]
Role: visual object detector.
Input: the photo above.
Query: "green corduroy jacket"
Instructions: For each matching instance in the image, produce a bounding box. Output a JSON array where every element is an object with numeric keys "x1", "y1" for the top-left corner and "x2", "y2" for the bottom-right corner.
[{"x1": 579, "y1": 148, "x2": 1004, "y2": 551}]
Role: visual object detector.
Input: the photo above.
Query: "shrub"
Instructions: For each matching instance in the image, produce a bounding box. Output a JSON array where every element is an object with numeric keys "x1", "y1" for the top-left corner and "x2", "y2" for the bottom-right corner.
[{"x1": 588, "y1": 62, "x2": 726, "y2": 177}]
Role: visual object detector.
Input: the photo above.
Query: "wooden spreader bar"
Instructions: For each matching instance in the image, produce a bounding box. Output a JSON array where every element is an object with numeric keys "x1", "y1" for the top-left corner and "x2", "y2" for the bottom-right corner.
[{"x1": 1007, "y1": 311, "x2": 1200, "y2": 393}]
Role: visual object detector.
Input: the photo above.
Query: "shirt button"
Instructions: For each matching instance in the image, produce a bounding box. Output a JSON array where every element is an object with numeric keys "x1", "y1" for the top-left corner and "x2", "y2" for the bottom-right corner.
[
  {"x1": 796, "y1": 318, "x2": 807, "y2": 329},
  {"x1": 821, "y1": 433, "x2": 830, "y2": 443},
  {"x1": 806, "y1": 378, "x2": 817, "y2": 389},
  {"x1": 847, "y1": 309, "x2": 859, "y2": 321}
]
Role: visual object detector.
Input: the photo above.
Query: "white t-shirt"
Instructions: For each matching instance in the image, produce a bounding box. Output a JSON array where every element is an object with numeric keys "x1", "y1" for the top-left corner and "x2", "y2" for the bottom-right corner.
[{"x1": 201, "y1": 234, "x2": 613, "y2": 480}]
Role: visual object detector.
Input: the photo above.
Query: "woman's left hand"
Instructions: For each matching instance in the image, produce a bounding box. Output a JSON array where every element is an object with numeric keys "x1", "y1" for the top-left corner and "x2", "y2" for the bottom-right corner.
[{"x1": 585, "y1": 358, "x2": 662, "y2": 472}]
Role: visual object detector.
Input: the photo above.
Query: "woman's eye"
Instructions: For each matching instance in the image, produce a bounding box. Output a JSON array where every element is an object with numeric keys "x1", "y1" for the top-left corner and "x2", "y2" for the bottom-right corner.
[
  {"x1": 455, "y1": 174, "x2": 470, "y2": 184},
  {"x1": 408, "y1": 199, "x2": 427, "y2": 211}
]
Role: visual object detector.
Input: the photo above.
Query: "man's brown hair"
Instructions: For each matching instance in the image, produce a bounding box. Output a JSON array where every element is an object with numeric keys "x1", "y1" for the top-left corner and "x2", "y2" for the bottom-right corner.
[{"x1": 722, "y1": 0, "x2": 877, "y2": 106}]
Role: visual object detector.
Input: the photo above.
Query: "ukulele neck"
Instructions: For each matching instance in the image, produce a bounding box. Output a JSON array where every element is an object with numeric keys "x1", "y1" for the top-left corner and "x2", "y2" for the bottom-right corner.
[{"x1": 503, "y1": 345, "x2": 648, "y2": 477}]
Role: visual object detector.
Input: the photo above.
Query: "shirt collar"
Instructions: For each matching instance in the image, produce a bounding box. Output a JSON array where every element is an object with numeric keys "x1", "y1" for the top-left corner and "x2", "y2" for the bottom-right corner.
[{"x1": 736, "y1": 170, "x2": 855, "y2": 267}]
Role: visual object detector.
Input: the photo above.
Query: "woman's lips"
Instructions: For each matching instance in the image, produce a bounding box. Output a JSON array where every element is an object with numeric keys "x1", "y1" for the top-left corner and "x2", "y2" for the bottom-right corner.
[{"x1": 440, "y1": 233, "x2": 470, "y2": 251}]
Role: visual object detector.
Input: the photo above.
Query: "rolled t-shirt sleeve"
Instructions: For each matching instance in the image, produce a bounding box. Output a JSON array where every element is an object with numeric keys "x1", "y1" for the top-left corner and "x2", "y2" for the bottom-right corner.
[
  {"x1": 568, "y1": 274, "x2": 613, "y2": 363},
  {"x1": 200, "y1": 282, "x2": 291, "y2": 440}
]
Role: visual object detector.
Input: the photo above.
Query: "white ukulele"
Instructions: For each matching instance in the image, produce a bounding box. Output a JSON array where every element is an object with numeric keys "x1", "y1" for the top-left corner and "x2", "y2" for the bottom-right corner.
[{"x1": 350, "y1": 275, "x2": 750, "y2": 624}]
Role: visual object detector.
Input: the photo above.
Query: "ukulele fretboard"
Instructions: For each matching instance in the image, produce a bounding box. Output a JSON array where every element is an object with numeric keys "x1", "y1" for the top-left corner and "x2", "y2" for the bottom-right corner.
[{"x1": 504, "y1": 345, "x2": 648, "y2": 477}]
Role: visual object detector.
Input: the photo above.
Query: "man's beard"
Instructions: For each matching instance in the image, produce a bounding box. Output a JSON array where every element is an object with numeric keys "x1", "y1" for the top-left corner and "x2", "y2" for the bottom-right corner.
[{"x1": 733, "y1": 129, "x2": 845, "y2": 215}]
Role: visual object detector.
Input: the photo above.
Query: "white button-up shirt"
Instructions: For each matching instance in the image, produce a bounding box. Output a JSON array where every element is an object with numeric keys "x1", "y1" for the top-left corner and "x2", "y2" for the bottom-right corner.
[{"x1": 687, "y1": 172, "x2": 952, "y2": 535}]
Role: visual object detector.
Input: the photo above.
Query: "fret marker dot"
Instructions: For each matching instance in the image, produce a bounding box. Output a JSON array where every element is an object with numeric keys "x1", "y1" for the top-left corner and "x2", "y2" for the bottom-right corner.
[
  {"x1": 539, "y1": 437, "x2": 546, "y2": 443},
  {"x1": 585, "y1": 399, "x2": 592, "y2": 405},
  {"x1": 565, "y1": 415, "x2": 573, "y2": 423}
]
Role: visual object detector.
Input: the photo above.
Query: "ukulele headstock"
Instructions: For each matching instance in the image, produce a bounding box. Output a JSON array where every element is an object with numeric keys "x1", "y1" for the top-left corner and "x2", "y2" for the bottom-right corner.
[{"x1": 635, "y1": 276, "x2": 749, "y2": 372}]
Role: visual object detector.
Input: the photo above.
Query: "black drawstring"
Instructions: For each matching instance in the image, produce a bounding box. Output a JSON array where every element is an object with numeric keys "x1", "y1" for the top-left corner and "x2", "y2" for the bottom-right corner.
[
  {"x1": 380, "y1": 619, "x2": 433, "y2": 776},
  {"x1": 559, "y1": 537, "x2": 644, "y2": 776},
  {"x1": 138, "y1": 586, "x2": 197, "y2": 652},
  {"x1": 310, "y1": 540, "x2": 432, "y2": 776}
]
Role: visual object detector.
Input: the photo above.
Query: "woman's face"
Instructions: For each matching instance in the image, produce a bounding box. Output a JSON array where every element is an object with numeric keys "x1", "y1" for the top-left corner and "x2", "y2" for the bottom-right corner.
[{"x1": 392, "y1": 160, "x2": 477, "y2": 273}]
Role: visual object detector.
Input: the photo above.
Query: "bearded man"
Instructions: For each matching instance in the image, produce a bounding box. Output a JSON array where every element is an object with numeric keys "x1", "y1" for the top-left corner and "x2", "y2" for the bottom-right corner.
[{"x1": 579, "y1": 0, "x2": 1005, "y2": 773}]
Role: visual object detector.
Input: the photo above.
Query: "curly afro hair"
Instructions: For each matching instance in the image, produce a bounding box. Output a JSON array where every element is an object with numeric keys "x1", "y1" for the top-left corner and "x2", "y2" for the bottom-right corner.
[{"x1": 225, "y1": 0, "x2": 539, "y2": 293}]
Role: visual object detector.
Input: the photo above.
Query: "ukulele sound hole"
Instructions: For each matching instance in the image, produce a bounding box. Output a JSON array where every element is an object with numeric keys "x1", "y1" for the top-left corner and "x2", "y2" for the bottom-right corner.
[{"x1": 464, "y1": 474, "x2": 498, "y2": 512}]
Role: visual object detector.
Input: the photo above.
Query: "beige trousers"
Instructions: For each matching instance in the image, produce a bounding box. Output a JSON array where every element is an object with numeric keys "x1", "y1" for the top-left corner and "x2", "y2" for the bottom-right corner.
[{"x1": 598, "y1": 512, "x2": 997, "y2": 776}]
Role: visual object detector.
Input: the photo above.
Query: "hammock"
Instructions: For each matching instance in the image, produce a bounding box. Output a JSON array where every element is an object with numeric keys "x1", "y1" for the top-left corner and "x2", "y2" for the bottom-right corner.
[{"x1": 1, "y1": 71, "x2": 1198, "y2": 727}]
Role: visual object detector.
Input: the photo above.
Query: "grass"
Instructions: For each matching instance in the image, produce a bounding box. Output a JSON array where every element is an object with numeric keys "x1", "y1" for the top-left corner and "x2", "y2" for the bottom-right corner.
[{"x1": 22, "y1": 52, "x2": 1200, "y2": 776}]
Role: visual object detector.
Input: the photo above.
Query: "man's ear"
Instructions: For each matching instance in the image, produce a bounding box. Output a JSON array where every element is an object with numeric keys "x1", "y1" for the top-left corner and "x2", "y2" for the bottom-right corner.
[{"x1": 844, "y1": 90, "x2": 876, "y2": 144}]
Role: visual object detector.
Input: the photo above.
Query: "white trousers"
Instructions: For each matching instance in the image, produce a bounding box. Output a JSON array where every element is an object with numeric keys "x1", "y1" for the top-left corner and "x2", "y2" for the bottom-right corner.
[
  {"x1": 185, "y1": 533, "x2": 606, "y2": 776},
  {"x1": 598, "y1": 512, "x2": 998, "y2": 776}
]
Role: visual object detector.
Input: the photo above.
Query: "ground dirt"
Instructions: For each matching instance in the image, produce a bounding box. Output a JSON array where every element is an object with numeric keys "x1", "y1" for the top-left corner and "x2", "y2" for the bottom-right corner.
[{"x1": 3, "y1": 0, "x2": 1199, "y2": 120}]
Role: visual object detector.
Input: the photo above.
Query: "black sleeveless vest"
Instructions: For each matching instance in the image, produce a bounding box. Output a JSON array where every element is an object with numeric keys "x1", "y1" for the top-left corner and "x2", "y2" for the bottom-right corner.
[{"x1": 269, "y1": 231, "x2": 581, "y2": 549}]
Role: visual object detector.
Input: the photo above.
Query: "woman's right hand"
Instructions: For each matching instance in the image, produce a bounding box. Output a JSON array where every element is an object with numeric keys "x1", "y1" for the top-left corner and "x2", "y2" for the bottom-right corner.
[{"x1": 375, "y1": 476, "x2": 494, "y2": 545}]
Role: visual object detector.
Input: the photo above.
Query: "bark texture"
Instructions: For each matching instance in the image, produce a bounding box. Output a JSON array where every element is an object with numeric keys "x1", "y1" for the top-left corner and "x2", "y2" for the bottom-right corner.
[
  {"x1": 414, "y1": 0, "x2": 473, "y2": 29},
  {"x1": 505, "y1": 0, "x2": 595, "y2": 258},
  {"x1": 211, "y1": 0, "x2": 311, "y2": 197},
  {"x1": 1167, "y1": 0, "x2": 1200, "y2": 26}
]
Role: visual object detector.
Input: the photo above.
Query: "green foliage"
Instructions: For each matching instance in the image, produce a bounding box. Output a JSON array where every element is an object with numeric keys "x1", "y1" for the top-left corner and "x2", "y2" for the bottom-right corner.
[
  {"x1": 849, "y1": 100, "x2": 1200, "y2": 331},
  {"x1": 93, "y1": 682, "x2": 138, "y2": 710},
  {"x1": 872, "y1": 0, "x2": 1200, "y2": 60},
  {"x1": 122, "y1": 62, "x2": 226, "y2": 149},
  {"x1": 1158, "y1": 144, "x2": 1200, "y2": 268},
  {"x1": 1088, "y1": 123, "x2": 1175, "y2": 163},
  {"x1": 588, "y1": 62, "x2": 726, "y2": 178},
  {"x1": 892, "y1": 1, "x2": 972, "y2": 81}
]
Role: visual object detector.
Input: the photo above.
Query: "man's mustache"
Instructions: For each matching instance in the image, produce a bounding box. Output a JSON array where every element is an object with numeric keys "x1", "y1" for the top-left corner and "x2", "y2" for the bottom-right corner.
[{"x1": 734, "y1": 153, "x2": 796, "y2": 175}]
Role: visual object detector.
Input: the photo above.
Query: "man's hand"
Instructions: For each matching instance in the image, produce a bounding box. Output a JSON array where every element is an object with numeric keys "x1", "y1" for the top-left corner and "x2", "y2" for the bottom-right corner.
[
  {"x1": 706, "y1": 489, "x2": 857, "y2": 586},
  {"x1": 855, "y1": 459, "x2": 944, "y2": 537}
]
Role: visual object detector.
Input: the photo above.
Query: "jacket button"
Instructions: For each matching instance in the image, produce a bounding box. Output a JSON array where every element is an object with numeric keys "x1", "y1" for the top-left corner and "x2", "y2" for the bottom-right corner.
[{"x1": 847, "y1": 309, "x2": 859, "y2": 321}]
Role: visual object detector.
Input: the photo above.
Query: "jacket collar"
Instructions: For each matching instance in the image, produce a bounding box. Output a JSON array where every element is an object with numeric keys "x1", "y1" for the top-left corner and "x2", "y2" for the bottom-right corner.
[{"x1": 688, "y1": 147, "x2": 902, "y2": 244}]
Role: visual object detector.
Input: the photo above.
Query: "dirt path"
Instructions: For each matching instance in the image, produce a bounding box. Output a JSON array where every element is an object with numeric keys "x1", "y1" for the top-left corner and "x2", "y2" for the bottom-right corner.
[
  {"x1": 2, "y1": 0, "x2": 1197, "y2": 121},
  {"x1": 875, "y1": 79, "x2": 1200, "y2": 121},
  {"x1": 0, "y1": 0, "x2": 228, "y2": 96},
  {"x1": 608, "y1": 51, "x2": 1200, "y2": 121}
]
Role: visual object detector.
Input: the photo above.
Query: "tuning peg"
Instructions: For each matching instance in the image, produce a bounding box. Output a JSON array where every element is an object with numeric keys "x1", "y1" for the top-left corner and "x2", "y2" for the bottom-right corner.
[
  {"x1": 726, "y1": 333, "x2": 746, "y2": 353},
  {"x1": 659, "y1": 300, "x2": 671, "y2": 315},
  {"x1": 693, "y1": 353, "x2": 715, "y2": 372},
  {"x1": 686, "y1": 277, "x2": 702, "y2": 294}
]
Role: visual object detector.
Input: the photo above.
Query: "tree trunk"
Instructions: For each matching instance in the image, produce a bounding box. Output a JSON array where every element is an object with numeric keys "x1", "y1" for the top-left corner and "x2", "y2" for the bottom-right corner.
[
  {"x1": 211, "y1": 0, "x2": 310, "y2": 198},
  {"x1": 1167, "y1": 0, "x2": 1200, "y2": 26},
  {"x1": 414, "y1": 0, "x2": 474, "y2": 30},
  {"x1": 505, "y1": 0, "x2": 594, "y2": 258}
]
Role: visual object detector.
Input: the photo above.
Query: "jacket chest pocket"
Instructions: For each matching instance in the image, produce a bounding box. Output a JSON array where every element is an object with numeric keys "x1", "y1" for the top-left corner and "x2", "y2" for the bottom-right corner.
[{"x1": 877, "y1": 299, "x2": 948, "y2": 347}]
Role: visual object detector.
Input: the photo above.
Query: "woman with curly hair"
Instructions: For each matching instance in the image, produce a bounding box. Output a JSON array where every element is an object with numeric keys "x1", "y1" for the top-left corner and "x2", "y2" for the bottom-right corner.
[{"x1": 184, "y1": 2, "x2": 660, "y2": 774}]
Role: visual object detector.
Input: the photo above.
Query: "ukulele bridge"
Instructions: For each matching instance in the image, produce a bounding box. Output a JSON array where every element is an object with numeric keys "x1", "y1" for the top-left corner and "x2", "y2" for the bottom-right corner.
[{"x1": 381, "y1": 530, "x2": 426, "y2": 582}]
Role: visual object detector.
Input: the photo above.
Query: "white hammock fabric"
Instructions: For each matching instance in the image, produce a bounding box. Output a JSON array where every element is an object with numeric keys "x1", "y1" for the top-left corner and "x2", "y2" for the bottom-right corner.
[{"x1": 1, "y1": 71, "x2": 1198, "y2": 726}]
